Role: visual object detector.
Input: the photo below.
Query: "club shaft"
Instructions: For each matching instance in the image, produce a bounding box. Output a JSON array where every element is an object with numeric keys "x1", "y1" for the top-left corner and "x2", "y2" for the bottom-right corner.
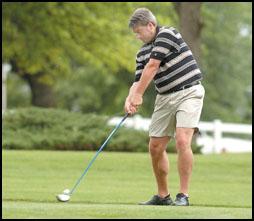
[{"x1": 70, "y1": 113, "x2": 129, "y2": 195}]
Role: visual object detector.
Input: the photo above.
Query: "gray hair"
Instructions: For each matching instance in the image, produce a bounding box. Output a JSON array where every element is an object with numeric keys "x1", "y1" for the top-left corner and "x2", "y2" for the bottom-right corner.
[{"x1": 128, "y1": 8, "x2": 157, "y2": 28}]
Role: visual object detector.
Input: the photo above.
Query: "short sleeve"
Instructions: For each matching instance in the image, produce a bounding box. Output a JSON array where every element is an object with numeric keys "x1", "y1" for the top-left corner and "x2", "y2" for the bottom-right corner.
[{"x1": 150, "y1": 29, "x2": 181, "y2": 61}]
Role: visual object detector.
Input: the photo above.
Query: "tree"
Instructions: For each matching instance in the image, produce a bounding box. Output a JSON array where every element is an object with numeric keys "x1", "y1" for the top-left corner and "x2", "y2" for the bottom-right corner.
[
  {"x1": 2, "y1": 2, "x2": 137, "y2": 107},
  {"x1": 174, "y1": 2, "x2": 203, "y2": 65},
  {"x1": 201, "y1": 2, "x2": 252, "y2": 123}
]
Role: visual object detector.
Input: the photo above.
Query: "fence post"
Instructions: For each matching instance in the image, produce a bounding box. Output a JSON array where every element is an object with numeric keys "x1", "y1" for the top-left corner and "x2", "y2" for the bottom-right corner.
[
  {"x1": 213, "y1": 119, "x2": 222, "y2": 153},
  {"x1": 2, "y1": 63, "x2": 11, "y2": 114}
]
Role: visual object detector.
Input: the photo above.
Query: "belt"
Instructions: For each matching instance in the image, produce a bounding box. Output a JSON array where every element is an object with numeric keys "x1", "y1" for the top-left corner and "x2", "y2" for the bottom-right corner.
[{"x1": 160, "y1": 81, "x2": 201, "y2": 95}]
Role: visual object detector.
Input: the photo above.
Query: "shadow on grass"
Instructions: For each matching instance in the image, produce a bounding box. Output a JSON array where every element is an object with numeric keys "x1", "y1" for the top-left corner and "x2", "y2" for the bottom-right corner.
[{"x1": 3, "y1": 198, "x2": 251, "y2": 209}]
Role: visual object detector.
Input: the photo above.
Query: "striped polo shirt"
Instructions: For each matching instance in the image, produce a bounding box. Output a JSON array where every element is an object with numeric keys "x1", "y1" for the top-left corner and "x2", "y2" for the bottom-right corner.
[{"x1": 134, "y1": 26, "x2": 202, "y2": 94}]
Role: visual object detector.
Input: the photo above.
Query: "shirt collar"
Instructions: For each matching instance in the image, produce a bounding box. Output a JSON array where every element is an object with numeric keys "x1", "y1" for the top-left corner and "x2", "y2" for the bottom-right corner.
[
  {"x1": 156, "y1": 25, "x2": 161, "y2": 36},
  {"x1": 150, "y1": 25, "x2": 161, "y2": 44}
]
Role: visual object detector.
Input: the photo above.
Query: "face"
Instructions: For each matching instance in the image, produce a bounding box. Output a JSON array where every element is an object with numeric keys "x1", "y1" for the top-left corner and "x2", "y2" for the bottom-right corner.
[{"x1": 132, "y1": 22, "x2": 156, "y2": 43}]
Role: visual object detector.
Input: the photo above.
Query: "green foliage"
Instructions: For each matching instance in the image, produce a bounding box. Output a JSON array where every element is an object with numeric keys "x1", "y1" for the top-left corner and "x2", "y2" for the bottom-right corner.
[
  {"x1": 2, "y1": 107, "x2": 147, "y2": 151},
  {"x1": 2, "y1": 107, "x2": 201, "y2": 153},
  {"x1": 201, "y1": 2, "x2": 252, "y2": 123},
  {"x1": 2, "y1": 107, "x2": 110, "y2": 151},
  {"x1": 6, "y1": 73, "x2": 32, "y2": 108},
  {"x1": 2, "y1": 2, "x2": 138, "y2": 84},
  {"x1": 54, "y1": 66, "x2": 133, "y2": 114}
]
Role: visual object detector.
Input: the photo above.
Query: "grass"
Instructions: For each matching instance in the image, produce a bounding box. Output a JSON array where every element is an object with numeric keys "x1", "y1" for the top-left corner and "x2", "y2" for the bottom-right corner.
[{"x1": 2, "y1": 150, "x2": 252, "y2": 219}]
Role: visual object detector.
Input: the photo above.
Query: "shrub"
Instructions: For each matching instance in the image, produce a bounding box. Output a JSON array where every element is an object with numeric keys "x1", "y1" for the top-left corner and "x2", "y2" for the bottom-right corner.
[{"x1": 2, "y1": 107, "x2": 202, "y2": 153}]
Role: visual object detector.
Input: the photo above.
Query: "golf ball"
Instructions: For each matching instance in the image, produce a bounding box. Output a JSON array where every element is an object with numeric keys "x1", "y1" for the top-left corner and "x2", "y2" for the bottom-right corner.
[{"x1": 63, "y1": 189, "x2": 70, "y2": 195}]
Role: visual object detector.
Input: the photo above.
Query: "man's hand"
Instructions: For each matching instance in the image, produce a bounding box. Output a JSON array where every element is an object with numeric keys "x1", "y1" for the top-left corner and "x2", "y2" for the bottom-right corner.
[
  {"x1": 124, "y1": 97, "x2": 138, "y2": 115},
  {"x1": 130, "y1": 93, "x2": 143, "y2": 108},
  {"x1": 124, "y1": 93, "x2": 143, "y2": 115}
]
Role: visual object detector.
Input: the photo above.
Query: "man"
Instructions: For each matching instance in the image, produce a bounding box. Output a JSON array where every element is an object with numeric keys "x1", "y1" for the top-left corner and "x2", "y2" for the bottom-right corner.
[{"x1": 124, "y1": 8, "x2": 205, "y2": 206}]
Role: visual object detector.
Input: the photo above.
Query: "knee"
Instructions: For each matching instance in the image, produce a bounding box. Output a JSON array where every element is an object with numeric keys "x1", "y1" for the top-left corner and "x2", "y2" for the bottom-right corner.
[
  {"x1": 175, "y1": 136, "x2": 190, "y2": 153},
  {"x1": 149, "y1": 140, "x2": 164, "y2": 156}
]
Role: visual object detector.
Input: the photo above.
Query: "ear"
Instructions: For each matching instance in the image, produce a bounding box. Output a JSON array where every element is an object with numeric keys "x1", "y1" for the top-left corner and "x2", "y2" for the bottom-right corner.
[{"x1": 147, "y1": 22, "x2": 156, "y2": 31}]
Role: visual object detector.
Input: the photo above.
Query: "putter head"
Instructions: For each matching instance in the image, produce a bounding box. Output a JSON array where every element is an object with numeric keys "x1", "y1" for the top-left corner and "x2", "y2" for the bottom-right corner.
[{"x1": 56, "y1": 189, "x2": 71, "y2": 202}]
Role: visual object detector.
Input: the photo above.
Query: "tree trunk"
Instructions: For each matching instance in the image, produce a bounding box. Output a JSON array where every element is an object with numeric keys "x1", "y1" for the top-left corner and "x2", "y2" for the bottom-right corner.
[
  {"x1": 10, "y1": 60, "x2": 55, "y2": 108},
  {"x1": 23, "y1": 73, "x2": 56, "y2": 107},
  {"x1": 174, "y1": 2, "x2": 203, "y2": 65}
]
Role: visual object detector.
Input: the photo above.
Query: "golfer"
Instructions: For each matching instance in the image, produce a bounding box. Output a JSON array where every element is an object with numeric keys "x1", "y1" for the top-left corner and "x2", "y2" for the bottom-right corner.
[{"x1": 124, "y1": 8, "x2": 205, "y2": 206}]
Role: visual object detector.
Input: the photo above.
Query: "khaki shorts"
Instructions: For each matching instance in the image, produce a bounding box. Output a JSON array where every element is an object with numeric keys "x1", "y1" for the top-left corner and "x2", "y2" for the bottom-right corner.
[{"x1": 149, "y1": 84, "x2": 205, "y2": 138}]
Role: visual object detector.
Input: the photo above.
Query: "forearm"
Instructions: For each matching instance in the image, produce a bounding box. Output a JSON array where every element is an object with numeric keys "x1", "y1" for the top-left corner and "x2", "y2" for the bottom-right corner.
[
  {"x1": 126, "y1": 83, "x2": 138, "y2": 101},
  {"x1": 126, "y1": 59, "x2": 160, "y2": 111}
]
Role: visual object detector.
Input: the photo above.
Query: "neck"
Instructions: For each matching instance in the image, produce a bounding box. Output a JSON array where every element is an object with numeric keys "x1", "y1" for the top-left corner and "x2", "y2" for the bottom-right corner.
[{"x1": 150, "y1": 26, "x2": 160, "y2": 43}]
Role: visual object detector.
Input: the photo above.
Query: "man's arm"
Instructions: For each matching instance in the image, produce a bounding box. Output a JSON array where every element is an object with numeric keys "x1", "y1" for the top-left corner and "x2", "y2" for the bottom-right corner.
[
  {"x1": 126, "y1": 82, "x2": 138, "y2": 101},
  {"x1": 129, "y1": 58, "x2": 161, "y2": 107}
]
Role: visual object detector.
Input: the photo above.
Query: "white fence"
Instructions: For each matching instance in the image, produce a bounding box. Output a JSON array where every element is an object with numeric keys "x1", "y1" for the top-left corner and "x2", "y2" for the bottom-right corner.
[
  {"x1": 2, "y1": 63, "x2": 11, "y2": 114},
  {"x1": 197, "y1": 120, "x2": 252, "y2": 154},
  {"x1": 108, "y1": 115, "x2": 252, "y2": 154}
]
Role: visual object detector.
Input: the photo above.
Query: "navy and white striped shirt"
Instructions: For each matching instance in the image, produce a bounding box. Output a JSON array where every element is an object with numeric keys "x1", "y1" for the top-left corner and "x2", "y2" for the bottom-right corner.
[{"x1": 134, "y1": 26, "x2": 202, "y2": 94}]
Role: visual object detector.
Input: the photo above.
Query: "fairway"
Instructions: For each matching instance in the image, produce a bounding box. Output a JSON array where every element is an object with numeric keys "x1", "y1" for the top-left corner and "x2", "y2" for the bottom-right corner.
[{"x1": 2, "y1": 150, "x2": 252, "y2": 219}]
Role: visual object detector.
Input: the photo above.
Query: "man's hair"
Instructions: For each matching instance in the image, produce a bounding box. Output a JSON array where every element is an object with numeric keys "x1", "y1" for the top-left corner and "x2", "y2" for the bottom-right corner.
[{"x1": 128, "y1": 8, "x2": 157, "y2": 28}]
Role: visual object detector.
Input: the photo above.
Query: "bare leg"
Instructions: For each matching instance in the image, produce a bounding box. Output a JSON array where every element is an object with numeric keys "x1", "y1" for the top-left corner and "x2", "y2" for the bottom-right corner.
[
  {"x1": 149, "y1": 136, "x2": 170, "y2": 198},
  {"x1": 175, "y1": 128, "x2": 195, "y2": 195}
]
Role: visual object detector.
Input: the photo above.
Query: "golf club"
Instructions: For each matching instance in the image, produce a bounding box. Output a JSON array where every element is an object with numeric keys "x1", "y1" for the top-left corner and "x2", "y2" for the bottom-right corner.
[{"x1": 56, "y1": 113, "x2": 129, "y2": 202}]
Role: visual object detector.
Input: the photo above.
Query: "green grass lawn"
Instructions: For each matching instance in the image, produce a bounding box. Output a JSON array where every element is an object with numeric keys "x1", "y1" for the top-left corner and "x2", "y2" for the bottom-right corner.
[{"x1": 2, "y1": 150, "x2": 252, "y2": 219}]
